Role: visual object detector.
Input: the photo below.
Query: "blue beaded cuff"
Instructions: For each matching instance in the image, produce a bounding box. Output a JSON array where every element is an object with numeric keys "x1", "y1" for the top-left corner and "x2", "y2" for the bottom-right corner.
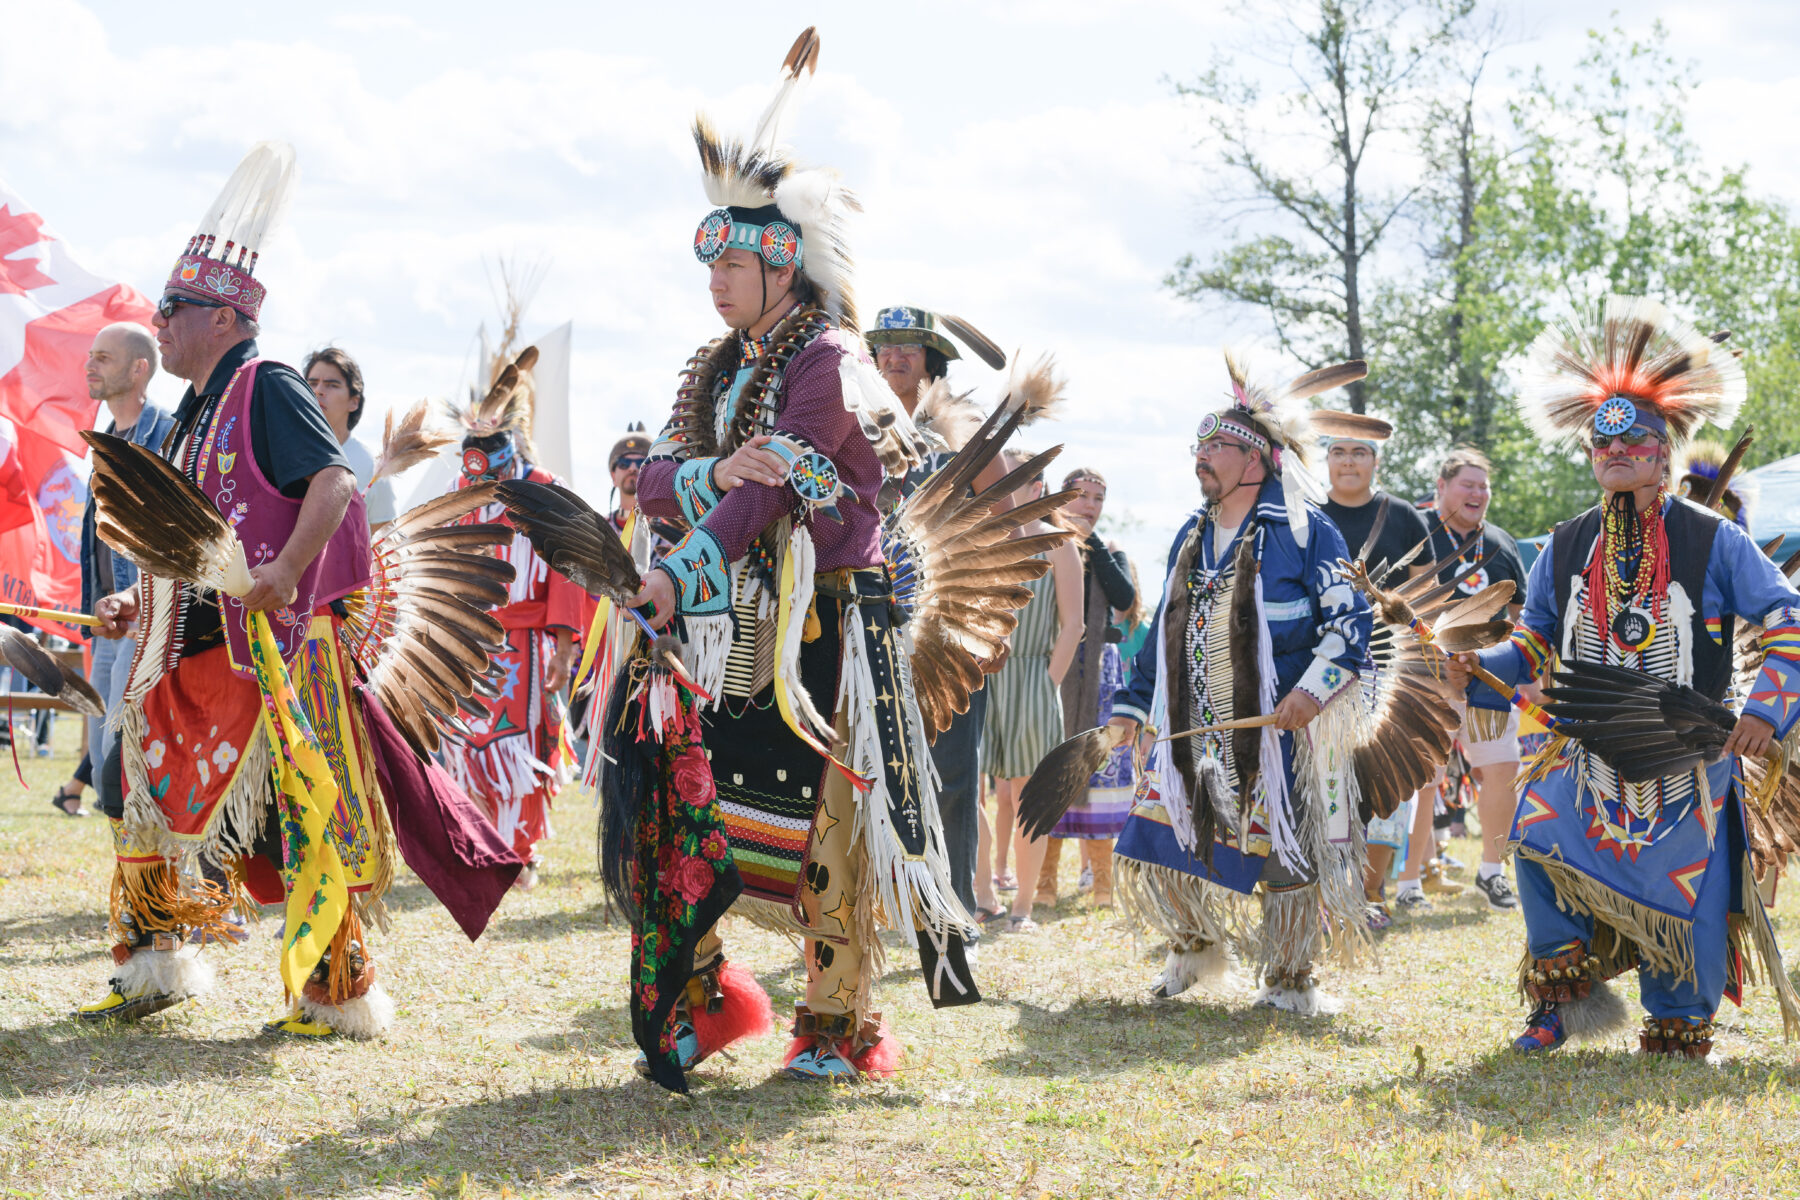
[
  {"x1": 657, "y1": 526, "x2": 731, "y2": 616},
  {"x1": 673, "y1": 457, "x2": 724, "y2": 526}
]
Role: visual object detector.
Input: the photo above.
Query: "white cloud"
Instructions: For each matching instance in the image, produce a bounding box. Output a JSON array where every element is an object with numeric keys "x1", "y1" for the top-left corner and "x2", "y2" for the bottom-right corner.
[{"x1": 6, "y1": 0, "x2": 1800, "y2": 571}]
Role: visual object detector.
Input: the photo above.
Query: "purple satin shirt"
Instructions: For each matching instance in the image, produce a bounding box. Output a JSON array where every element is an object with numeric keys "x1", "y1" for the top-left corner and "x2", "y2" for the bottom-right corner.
[{"x1": 640, "y1": 329, "x2": 883, "y2": 571}]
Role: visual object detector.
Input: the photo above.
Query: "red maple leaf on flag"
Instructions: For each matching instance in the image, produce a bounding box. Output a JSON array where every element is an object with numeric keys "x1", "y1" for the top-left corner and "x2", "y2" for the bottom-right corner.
[{"x1": 0, "y1": 205, "x2": 56, "y2": 296}]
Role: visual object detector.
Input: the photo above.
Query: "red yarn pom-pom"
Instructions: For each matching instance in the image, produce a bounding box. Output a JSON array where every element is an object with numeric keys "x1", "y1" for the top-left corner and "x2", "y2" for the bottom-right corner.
[{"x1": 690, "y1": 962, "x2": 773, "y2": 1058}]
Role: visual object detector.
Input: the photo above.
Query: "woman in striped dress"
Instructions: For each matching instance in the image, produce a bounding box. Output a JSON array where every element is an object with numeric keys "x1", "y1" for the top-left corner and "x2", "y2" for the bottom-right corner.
[{"x1": 975, "y1": 462, "x2": 1083, "y2": 931}]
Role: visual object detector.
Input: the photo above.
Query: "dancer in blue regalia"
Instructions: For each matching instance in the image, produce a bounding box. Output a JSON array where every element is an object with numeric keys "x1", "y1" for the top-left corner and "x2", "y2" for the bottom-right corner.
[{"x1": 1451, "y1": 296, "x2": 1800, "y2": 1058}]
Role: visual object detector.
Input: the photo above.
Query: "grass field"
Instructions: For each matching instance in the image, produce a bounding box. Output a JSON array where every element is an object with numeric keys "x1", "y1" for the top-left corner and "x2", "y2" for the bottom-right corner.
[{"x1": 4, "y1": 721, "x2": 1800, "y2": 1199}]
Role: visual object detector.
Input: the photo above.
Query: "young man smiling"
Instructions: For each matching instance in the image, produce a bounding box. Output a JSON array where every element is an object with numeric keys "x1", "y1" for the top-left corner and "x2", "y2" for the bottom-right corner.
[{"x1": 1391, "y1": 448, "x2": 1528, "y2": 916}]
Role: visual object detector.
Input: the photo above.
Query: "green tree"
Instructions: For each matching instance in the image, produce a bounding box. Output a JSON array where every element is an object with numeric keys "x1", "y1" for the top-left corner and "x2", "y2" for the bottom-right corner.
[
  {"x1": 1166, "y1": 0, "x2": 1469, "y2": 412},
  {"x1": 1377, "y1": 16, "x2": 1800, "y2": 537}
]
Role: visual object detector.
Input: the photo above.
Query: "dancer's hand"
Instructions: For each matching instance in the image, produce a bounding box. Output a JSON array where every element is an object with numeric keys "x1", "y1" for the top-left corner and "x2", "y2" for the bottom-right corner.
[
  {"x1": 544, "y1": 634, "x2": 577, "y2": 691},
  {"x1": 242, "y1": 557, "x2": 301, "y2": 613},
  {"x1": 1271, "y1": 689, "x2": 1321, "y2": 731},
  {"x1": 632, "y1": 570, "x2": 676, "y2": 631},
  {"x1": 712, "y1": 435, "x2": 788, "y2": 491},
  {"x1": 94, "y1": 589, "x2": 137, "y2": 639},
  {"x1": 1105, "y1": 715, "x2": 1139, "y2": 749},
  {"x1": 1725, "y1": 713, "x2": 1775, "y2": 760},
  {"x1": 1445, "y1": 651, "x2": 1476, "y2": 693}
]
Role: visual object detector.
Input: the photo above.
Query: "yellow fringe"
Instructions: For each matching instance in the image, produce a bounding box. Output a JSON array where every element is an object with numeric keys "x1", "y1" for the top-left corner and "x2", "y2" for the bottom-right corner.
[{"x1": 1515, "y1": 733, "x2": 1569, "y2": 790}]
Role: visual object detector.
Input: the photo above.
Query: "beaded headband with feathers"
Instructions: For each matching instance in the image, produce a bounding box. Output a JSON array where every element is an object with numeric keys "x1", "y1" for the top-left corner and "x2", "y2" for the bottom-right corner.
[
  {"x1": 1200, "y1": 351, "x2": 1368, "y2": 547},
  {"x1": 693, "y1": 27, "x2": 860, "y2": 330},
  {"x1": 1519, "y1": 295, "x2": 1746, "y2": 450}
]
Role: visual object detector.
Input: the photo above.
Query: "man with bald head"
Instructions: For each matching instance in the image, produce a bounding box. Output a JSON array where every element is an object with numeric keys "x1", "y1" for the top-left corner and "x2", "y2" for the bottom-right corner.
[{"x1": 78, "y1": 323, "x2": 175, "y2": 780}]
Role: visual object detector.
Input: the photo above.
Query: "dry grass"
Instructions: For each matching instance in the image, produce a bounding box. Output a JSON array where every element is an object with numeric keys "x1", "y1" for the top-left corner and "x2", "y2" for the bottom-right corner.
[{"x1": 5, "y1": 721, "x2": 1800, "y2": 1199}]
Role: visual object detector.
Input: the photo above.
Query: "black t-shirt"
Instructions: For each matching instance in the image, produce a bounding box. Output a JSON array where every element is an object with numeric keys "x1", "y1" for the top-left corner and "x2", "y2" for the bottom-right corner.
[
  {"x1": 1321, "y1": 491, "x2": 1433, "y2": 586},
  {"x1": 1428, "y1": 517, "x2": 1528, "y2": 617},
  {"x1": 167, "y1": 338, "x2": 352, "y2": 654}
]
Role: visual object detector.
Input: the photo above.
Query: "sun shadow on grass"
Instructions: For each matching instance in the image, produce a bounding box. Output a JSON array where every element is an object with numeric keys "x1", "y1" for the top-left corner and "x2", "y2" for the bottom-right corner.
[
  {"x1": 128, "y1": 1072, "x2": 921, "y2": 1199},
  {"x1": 1350, "y1": 1043, "x2": 1800, "y2": 1140},
  {"x1": 479, "y1": 903, "x2": 618, "y2": 943},
  {"x1": 978, "y1": 996, "x2": 1379, "y2": 1078},
  {"x1": 0, "y1": 1019, "x2": 280, "y2": 1098},
  {"x1": 0, "y1": 909, "x2": 110, "y2": 944}
]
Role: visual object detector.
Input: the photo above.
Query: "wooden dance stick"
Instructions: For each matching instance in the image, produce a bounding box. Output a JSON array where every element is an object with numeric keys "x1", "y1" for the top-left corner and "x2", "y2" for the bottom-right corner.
[
  {"x1": 1153, "y1": 713, "x2": 1281, "y2": 744},
  {"x1": 0, "y1": 601, "x2": 102, "y2": 628}
]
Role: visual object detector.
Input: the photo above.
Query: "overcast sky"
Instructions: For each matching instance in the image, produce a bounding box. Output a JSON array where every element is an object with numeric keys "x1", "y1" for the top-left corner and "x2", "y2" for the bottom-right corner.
[{"x1": 5, "y1": 0, "x2": 1799, "y2": 573}]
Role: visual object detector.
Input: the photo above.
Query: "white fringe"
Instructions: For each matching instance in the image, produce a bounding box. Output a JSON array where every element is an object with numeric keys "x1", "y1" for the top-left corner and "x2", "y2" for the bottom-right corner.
[
  {"x1": 1253, "y1": 574, "x2": 1301, "y2": 873},
  {"x1": 117, "y1": 700, "x2": 274, "y2": 869},
  {"x1": 682, "y1": 614, "x2": 735, "y2": 705},
  {"x1": 777, "y1": 524, "x2": 833, "y2": 742},
  {"x1": 1115, "y1": 856, "x2": 1257, "y2": 964},
  {"x1": 836, "y1": 602, "x2": 966, "y2": 945}
]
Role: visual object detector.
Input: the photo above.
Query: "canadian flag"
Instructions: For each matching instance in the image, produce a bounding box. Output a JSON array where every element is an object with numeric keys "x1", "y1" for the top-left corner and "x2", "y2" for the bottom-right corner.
[{"x1": 0, "y1": 180, "x2": 154, "y2": 637}]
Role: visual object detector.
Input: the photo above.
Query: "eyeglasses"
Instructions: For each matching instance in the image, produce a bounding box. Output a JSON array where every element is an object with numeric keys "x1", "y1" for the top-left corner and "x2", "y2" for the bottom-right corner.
[
  {"x1": 156, "y1": 294, "x2": 227, "y2": 320},
  {"x1": 1192, "y1": 439, "x2": 1249, "y2": 458},
  {"x1": 1589, "y1": 429, "x2": 1664, "y2": 450},
  {"x1": 613, "y1": 455, "x2": 645, "y2": 470}
]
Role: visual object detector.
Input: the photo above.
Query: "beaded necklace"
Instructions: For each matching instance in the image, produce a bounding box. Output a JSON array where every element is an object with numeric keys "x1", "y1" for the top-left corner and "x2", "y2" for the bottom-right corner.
[{"x1": 1584, "y1": 488, "x2": 1669, "y2": 649}]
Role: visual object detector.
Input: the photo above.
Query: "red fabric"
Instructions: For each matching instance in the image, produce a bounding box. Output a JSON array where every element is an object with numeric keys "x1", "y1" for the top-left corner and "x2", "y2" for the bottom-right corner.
[
  {"x1": 120, "y1": 644, "x2": 262, "y2": 838},
  {"x1": 851, "y1": 1023, "x2": 901, "y2": 1078},
  {"x1": 241, "y1": 854, "x2": 286, "y2": 907},
  {"x1": 0, "y1": 195, "x2": 155, "y2": 637},
  {"x1": 690, "y1": 961, "x2": 774, "y2": 1057}
]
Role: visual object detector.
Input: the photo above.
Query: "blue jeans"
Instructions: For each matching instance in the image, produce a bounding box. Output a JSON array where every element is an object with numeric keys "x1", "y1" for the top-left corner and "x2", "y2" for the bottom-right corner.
[{"x1": 87, "y1": 635, "x2": 136, "y2": 770}]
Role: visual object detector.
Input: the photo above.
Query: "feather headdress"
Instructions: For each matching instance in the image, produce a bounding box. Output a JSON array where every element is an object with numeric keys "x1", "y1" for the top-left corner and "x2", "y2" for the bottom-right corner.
[
  {"x1": 691, "y1": 28, "x2": 861, "y2": 329},
  {"x1": 1197, "y1": 351, "x2": 1368, "y2": 547},
  {"x1": 463, "y1": 345, "x2": 538, "y2": 437},
  {"x1": 1519, "y1": 295, "x2": 1745, "y2": 451},
  {"x1": 163, "y1": 141, "x2": 297, "y2": 321},
  {"x1": 1677, "y1": 434, "x2": 1756, "y2": 528}
]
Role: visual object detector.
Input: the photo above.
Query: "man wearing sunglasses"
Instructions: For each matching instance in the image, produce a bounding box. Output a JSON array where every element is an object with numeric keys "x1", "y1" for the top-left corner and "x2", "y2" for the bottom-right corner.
[
  {"x1": 1448, "y1": 298, "x2": 1800, "y2": 1060},
  {"x1": 79, "y1": 144, "x2": 370, "y2": 1037}
]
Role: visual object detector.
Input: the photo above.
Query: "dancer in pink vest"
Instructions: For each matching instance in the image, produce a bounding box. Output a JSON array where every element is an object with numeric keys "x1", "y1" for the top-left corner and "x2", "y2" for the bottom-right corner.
[{"x1": 75, "y1": 144, "x2": 384, "y2": 1037}]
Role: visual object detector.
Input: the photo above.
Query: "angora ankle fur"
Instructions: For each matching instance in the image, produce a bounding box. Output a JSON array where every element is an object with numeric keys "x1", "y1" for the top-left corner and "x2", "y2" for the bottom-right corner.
[
  {"x1": 113, "y1": 945, "x2": 214, "y2": 1001},
  {"x1": 297, "y1": 981, "x2": 395, "y2": 1039}
]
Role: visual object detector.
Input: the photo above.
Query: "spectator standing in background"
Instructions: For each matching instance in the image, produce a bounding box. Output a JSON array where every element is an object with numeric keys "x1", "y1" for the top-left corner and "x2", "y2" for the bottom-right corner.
[
  {"x1": 69, "y1": 323, "x2": 174, "y2": 816},
  {"x1": 1036, "y1": 468, "x2": 1136, "y2": 908},
  {"x1": 305, "y1": 347, "x2": 397, "y2": 529},
  {"x1": 976, "y1": 459, "x2": 1083, "y2": 931},
  {"x1": 1316, "y1": 413, "x2": 1432, "y2": 928},
  {"x1": 1395, "y1": 448, "x2": 1527, "y2": 914}
]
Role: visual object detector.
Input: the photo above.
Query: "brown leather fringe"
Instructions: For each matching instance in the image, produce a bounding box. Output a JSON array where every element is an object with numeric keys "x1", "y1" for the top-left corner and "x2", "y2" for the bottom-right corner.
[
  {"x1": 110, "y1": 858, "x2": 236, "y2": 944},
  {"x1": 1164, "y1": 524, "x2": 1203, "y2": 842}
]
